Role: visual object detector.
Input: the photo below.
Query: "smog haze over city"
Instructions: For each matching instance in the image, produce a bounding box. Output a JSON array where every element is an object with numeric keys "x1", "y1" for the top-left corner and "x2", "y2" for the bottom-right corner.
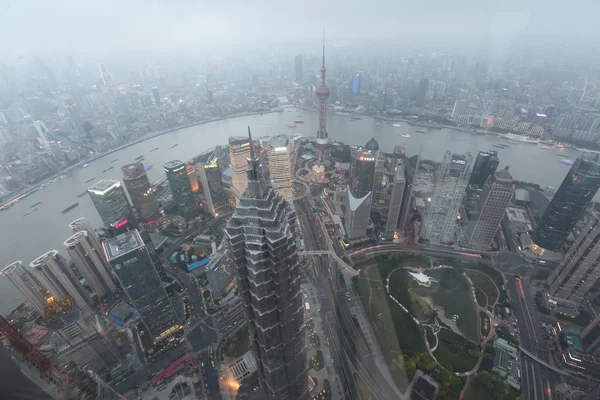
[{"x1": 3, "y1": 1, "x2": 600, "y2": 400}]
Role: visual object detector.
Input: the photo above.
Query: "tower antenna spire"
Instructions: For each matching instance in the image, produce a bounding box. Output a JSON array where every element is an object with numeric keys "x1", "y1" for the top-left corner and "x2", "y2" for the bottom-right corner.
[
  {"x1": 322, "y1": 28, "x2": 325, "y2": 69},
  {"x1": 248, "y1": 126, "x2": 255, "y2": 160}
]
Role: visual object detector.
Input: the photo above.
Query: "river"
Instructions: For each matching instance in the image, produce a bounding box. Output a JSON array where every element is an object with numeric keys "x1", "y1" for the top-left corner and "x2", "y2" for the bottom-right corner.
[{"x1": 0, "y1": 108, "x2": 584, "y2": 314}]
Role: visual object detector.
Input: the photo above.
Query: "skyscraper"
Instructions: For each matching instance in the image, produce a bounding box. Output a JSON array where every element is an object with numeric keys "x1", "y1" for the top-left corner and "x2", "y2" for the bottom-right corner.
[
  {"x1": 294, "y1": 55, "x2": 303, "y2": 83},
  {"x1": 164, "y1": 160, "x2": 197, "y2": 218},
  {"x1": 229, "y1": 136, "x2": 251, "y2": 203},
  {"x1": 344, "y1": 189, "x2": 373, "y2": 239},
  {"x1": 1, "y1": 261, "x2": 50, "y2": 315},
  {"x1": 64, "y1": 231, "x2": 117, "y2": 297},
  {"x1": 88, "y1": 179, "x2": 133, "y2": 226},
  {"x1": 580, "y1": 315, "x2": 600, "y2": 356},
  {"x1": 98, "y1": 63, "x2": 114, "y2": 86},
  {"x1": 547, "y1": 211, "x2": 600, "y2": 306},
  {"x1": 384, "y1": 161, "x2": 407, "y2": 240},
  {"x1": 121, "y1": 163, "x2": 158, "y2": 222},
  {"x1": 103, "y1": 230, "x2": 181, "y2": 342},
  {"x1": 30, "y1": 250, "x2": 92, "y2": 312},
  {"x1": 315, "y1": 32, "x2": 330, "y2": 167},
  {"x1": 69, "y1": 217, "x2": 104, "y2": 255},
  {"x1": 196, "y1": 151, "x2": 227, "y2": 216},
  {"x1": 422, "y1": 151, "x2": 472, "y2": 245},
  {"x1": 224, "y1": 128, "x2": 307, "y2": 399},
  {"x1": 266, "y1": 135, "x2": 294, "y2": 203},
  {"x1": 415, "y1": 78, "x2": 429, "y2": 107},
  {"x1": 469, "y1": 150, "x2": 499, "y2": 187},
  {"x1": 152, "y1": 87, "x2": 161, "y2": 105},
  {"x1": 64, "y1": 96, "x2": 87, "y2": 138},
  {"x1": 532, "y1": 153, "x2": 600, "y2": 253},
  {"x1": 349, "y1": 150, "x2": 377, "y2": 199},
  {"x1": 463, "y1": 168, "x2": 515, "y2": 249}
]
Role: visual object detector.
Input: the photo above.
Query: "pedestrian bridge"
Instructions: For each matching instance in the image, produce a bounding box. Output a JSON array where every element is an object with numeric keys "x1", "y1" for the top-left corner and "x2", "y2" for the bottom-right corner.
[
  {"x1": 299, "y1": 251, "x2": 359, "y2": 277},
  {"x1": 519, "y1": 346, "x2": 569, "y2": 375}
]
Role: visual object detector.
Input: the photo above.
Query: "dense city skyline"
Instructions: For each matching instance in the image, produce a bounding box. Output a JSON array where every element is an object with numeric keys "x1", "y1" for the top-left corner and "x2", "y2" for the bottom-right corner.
[{"x1": 3, "y1": 7, "x2": 600, "y2": 399}]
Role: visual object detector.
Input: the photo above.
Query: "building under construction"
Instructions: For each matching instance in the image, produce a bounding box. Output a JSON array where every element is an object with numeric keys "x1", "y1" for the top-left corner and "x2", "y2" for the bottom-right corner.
[{"x1": 0, "y1": 313, "x2": 123, "y2": 399}]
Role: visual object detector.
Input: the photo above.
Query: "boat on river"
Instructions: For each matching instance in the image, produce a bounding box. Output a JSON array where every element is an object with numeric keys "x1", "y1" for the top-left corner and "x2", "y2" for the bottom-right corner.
[
  {"x1": 110, "y1": 159, "x2": 119, "y2": 163},
  {"x1": 392, "y1": 124, "x2": 402, "y2": 128},
  {"x1": 401, "y1": 134, "x2": 411, "y2": 138},
  {"x1": 150, "y1": 147, "x2": 159, "y2": 152},
  {"x1": 23, "y1": 208, "x2": 38, "y2": 217},
  {"x1": 170, "y1": 144, "x2": 179, "y2": 148},
  {"x1": 504, "y1": 133, "x2": 538, "y2": 144},
  {"x1": 77, "y1": 191, "x2": 87, "y2": 198},
  {"x1": 62, "y1": 203, "x2": 79, "y2": 214},
  {"x1": 85, "y1": 177, "x2": 96, "y2": 183},
  {"x1": 416, "y1": 130, "x2": 426, "y2": 134},
  {"x1": 135, "y1": 155, "x2": 144, "y2": 160},
  {"x1": 286, "y1": 124, "x2": 296, "y2": 128},
  {"x1": 102, "y1": 167, "x2": 114, "y2": 172}
]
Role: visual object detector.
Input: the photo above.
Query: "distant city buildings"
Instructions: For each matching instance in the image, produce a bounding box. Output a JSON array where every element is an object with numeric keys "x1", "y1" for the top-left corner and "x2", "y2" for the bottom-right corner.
[
  {"x1": 228, "y1": 136, "x2": 251, "y2": 204},
  {"x1": 224, "y1": 131, "x2": 307, "y2": 399},
  {"x1": 463, "y1": 167, "x2": 515, "y2": 250},
  {"x1": 103, "y1": 230, "x2": 181, "y2": 342},
  {"x1": 547, "y1": 211, "x2": 600, "y2": 306},
  {"x1": 164, "y1": 160, "x2": 197, "y2": 219},
  {"x1": 294, "y1": 55, "x2": 303, "y2": 83},
  {"x1": 121, "y1": 163, "x2": 158, "y2": 222},
  {"x1": 531, "y1": 153, "x2": 600, "y2": 254},
  {"x1": 266, "y1": 135, "x2": 294, "y2": 203},
  {"x1": 421, "y1": 151, "x2": 472, "y2": 245},
  {"x1": 88, "y1": 179, "x2": 133, "y2": 226}
]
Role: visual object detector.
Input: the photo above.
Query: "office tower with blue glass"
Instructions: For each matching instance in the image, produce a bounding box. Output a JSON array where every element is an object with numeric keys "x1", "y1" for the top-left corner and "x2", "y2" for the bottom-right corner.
[
  {"x1": 88, "y1": 179, "x2": 134, "y2": 226},
  {"x1": 103, "y1": 230, "x2": 180, "y2": 342},
  {"x1": 164, "y1": 160, "x2": 197, "y2": 219},
  {"x1": 532, "y1": 152, "x2": 600, "y2": 254}
]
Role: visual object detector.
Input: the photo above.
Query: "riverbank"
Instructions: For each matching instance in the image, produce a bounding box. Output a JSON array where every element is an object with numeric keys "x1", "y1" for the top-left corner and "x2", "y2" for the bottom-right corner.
[{"x1": 0, "y1": 110, "x2": 273, "y2": 209}]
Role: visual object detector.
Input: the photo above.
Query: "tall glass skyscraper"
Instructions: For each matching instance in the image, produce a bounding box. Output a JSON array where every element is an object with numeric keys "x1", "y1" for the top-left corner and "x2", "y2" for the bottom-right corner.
[
  {"x1": 87, "y1": 179, "x2": 133, "y2": 226},
  {"x1": 532, "y1": 153, "x2": 600, "y2": 253},
  {"x1": 121, "y1": 163, "x2": 158, "y2": 222},
  {"x1": 422, "y1": 151, "x2": 472, "y2": 245},
  {"x1": 196, "y1": 150, "x2": 227, "y2": 216},
  {"x1": 103, "y1": 230, "x2": 180, "y2": 342},
  {"x1": 164, "y1": 160, "x2": 196, "y2": 219},
  {"x1": 224, "y1": 130, "x2": 307, "y2": 399},
  {"x1": 469, "y1": 150, "x2": 499, "y2": 187},
  {"x1": 349, "y1": 150, "x2": 377, "y2": 199}
]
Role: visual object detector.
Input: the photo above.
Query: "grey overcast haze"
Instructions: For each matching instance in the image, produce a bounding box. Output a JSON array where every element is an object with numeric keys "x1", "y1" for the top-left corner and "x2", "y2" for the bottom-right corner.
[{"x1": 1, "y1": 0, "x2": 600, "y2": 61}]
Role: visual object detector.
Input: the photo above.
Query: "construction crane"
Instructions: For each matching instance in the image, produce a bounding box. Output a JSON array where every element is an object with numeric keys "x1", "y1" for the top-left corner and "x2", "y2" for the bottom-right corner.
[
  {"x1": 32, "y1": 288, "x2": 73, "y2": 324},
  {"x1": 0, "y1": 314, "x2": 57, "y2": 384}
]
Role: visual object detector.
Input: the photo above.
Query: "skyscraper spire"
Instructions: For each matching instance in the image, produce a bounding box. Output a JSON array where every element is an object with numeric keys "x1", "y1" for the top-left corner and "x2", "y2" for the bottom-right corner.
[
  {"x1": 248, "y1": 125, "x2": 255, "y2": 161},
  {"x1": 245, "y1": 126, "x2": 265, "y2": 198},
  {"x1": 321, "y1": 28, "x2": 326, "y2": 86}
]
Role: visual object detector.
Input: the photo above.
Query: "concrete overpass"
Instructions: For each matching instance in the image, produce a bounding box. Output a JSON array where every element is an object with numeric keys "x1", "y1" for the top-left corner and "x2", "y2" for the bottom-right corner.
[
  {"x1": 299, "y1": 251, "x2": 359, "y2": 277},
  {"x1": 519, "y1": 346, "x2": 569, "y2": 376}
]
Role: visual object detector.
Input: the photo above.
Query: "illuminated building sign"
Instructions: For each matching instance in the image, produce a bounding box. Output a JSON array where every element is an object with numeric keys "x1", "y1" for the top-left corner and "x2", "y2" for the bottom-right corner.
[
  {"x1": 452, "y1": 159, "x2": 466, "y2": 165},
  {"x1": 114, "y1": 219, "x2": 129, "y2": 229}
]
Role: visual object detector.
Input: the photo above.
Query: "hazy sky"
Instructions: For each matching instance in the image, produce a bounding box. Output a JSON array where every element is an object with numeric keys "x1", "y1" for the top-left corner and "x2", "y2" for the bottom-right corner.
[{"x1": 1, "y1": 0, "x2": 599, "y2": 60}]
